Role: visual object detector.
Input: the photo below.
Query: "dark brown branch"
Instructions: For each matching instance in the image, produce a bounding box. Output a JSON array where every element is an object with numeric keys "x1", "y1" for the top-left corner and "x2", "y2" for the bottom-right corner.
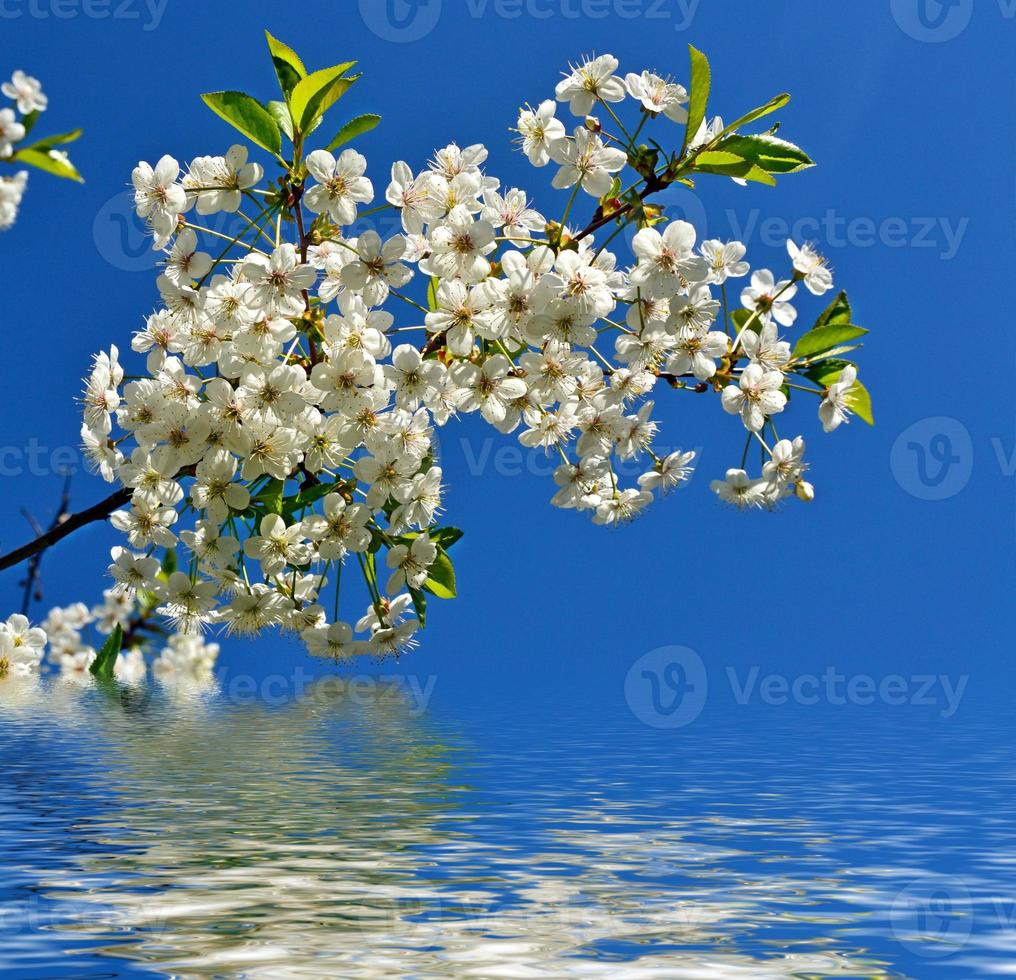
[{"x1": 0, "y1": 486, "x2": 131, "y2": 574}]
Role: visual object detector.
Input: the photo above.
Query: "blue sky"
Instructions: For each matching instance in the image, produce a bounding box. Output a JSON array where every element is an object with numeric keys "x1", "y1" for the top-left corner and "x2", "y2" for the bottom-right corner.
[{"x1": 0, "y1": 0, "x2": 1011, "y2": 723}]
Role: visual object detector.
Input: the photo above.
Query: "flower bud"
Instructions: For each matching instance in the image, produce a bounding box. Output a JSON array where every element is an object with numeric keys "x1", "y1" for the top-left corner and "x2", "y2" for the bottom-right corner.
[
  {"x1": 583, "y1": 115, "x2": 601, "y2": 133},
  {"x1": 795, "y1": 480, "x2": 815, "y2": 503}
]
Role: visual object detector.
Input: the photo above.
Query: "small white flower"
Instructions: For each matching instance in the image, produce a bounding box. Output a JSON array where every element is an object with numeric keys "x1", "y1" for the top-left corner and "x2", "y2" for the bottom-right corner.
[
  {"x1": 710, "y1": 468, "x2": 768, "y2": 509},
  {"x1": 787, "y1": 239, "x2": 833, "y2": 296},
  {"x1": 721, "y1": 364, "x2": 787, "y2": 432},
  {"x1": 516, "y1": 100, "x2": 567, "y2": 167},
  {"x1": 2, "y1": 70, "x2": 47, "y2": 114},
  {"x1": 624, "y1": 70, "x2": 688, "y2": 122},
  {"x1": 556, "y1": 54, "x2": 626, "y2": 117},
  {"x1": 819, "y1": 365, "x2": 858, "y2": 433},
  {"x1": 305, "y1": 148, "x2": 374, "y2": 225}
]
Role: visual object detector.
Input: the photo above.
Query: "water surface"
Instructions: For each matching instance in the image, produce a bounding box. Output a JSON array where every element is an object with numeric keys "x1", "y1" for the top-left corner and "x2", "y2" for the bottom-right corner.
[{"x1": 1, "y1": 677, "x2": 1013, "y2": 977}]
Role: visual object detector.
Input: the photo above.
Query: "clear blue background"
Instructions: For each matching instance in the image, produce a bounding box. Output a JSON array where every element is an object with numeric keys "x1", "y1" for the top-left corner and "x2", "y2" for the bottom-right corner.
[{"x1": 0, "y1": 0, "x2": 1011, "y2": 723}]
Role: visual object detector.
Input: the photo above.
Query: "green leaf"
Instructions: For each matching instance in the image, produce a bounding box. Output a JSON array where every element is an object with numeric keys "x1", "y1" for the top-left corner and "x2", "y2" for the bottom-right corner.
[
  {"x1": 815, "y1": 290, "x2": 852, "y2": 328},
  {"x1": 422, "y1": 547, "x2": 456, "y2": 600},
  {"x1": 282, "y1": 481, "x2": 343, "y2": 518},
  {"x1": 289, "y1": 62, "x2": 358, "y2": 133},
  {"x1": 20, "y1": 109, "x2": 39, "y2": 137},
  {"x1": 326, "y1": 113, "x2": 381, "y2": 152},
  {"x1": 428, "y1": 527, "x2": 463, "y2": 551},
  {"x1": 159, "y1": 548, "x2": 177, "y2": 580},
  {"x1": 682, "y1": 44, "x2": 711, "y2": 155},
  {"x1": 847, "y1": 380, "x2": 875, "y2": 426},
  {"x1": 408, "y1": 585, "x2": 428, "y2": 627},
  {"x1": 265, "y1": 30, "x2": 306, "y2": 100},
  {"x1": 730, "y1": 307, "x2": 761, "y2": 334},
  {"x1": 255, "y1": 478, "x2": 286, "y2": 515},
  {"x1": 693, "y1": 150, "x2": 777, "y2": 186},
  {"x1": 22, "y1": 128, "x2": 83, "y2": 152},
  {"x1": 267, "y1": 100, "x2": 294, "y2": 141},
  {"x1": 89, "y1": 625, "x2": 123, "y2": 682},
  {"x1": 201, "y1": 91, "x2": 281, "y2": 156},
  {"x1": 715, "y1": 134, "x2": 814, "y2": 174},
  {"x1": 427, "y1": 277, "x2": 440, "y2": 312},
  {"x1": 13, "y1": 147, "x2": 83, "y2": 182},
  {"x1": 793, "y1": 324, "x2": 869, "y2": 359},
  {"x1": 803, "y1": 358, "x2": 853, "y2": 387},
  {"x1": 801, "y1": 362, "x2": 873, "y2": 425},
  {"x1": 720, "y1": 93, "x2": 790, "y2": 138}
]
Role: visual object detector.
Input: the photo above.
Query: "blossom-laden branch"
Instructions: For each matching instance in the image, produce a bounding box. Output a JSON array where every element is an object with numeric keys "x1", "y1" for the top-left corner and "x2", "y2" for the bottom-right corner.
[
  {"x1": 0, "y1": 69, "x2": 83, "y2": 231},
  {"x1": 0, "y1": 35, "x2": 875, "y2": 689}
]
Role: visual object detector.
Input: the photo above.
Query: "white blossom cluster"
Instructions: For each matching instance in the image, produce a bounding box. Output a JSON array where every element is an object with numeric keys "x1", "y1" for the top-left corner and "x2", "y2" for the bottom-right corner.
[
  {"x1": 0, "y1": 605, "x2": 218, "y2": 688},
  {"x1": 0, "y1": 70, "x2": 46, "y2": 230},
  {"x1": 5, "y1": 51, "x2": 867, "y2": 669}
]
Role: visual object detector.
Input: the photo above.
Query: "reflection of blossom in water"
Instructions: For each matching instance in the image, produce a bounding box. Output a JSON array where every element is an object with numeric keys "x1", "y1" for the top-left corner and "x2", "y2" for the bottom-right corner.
[
  {"x1": 0, "y1": 673, "x2": 43, "y2": 716},
  {"x1": 0, "y1": 682, "x2": 906, "y2": 979},
  {"x1": 152, "y1": 633, "x2": 219, "y2": 685}
]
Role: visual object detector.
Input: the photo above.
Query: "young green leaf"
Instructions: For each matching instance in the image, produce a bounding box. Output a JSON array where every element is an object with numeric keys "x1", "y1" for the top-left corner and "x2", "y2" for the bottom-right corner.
[
  {"x1": 289, "y1": 62, "x2": 357, "y2": 133},
  {"x1": 159, "y1": 548, "x2": 177, "y2": 579},
  {"x1": 814, "y1": 290, "x2": 852, "y2": 328},
  {"x1": 427, "y1": 527, "x2": 463, "y2": 551},
  {"x1": 427, "y1": 277, "x2": 440, "y2": 312},
  {"x1": 89, "y1": 624, "x2": 123, "y2": 682},
  {"x1": 267, "y1": 100, "x2": 294, "y2": 141},
  {"x1": 682, "y1": 45, "x2": 711, "y2": 155},
  {"x1": 422, "y1": 547, "x2": 456, "y2": 599},
  {"x1": 408, "y1": 585, "x2": 428, "y2": 627},
  {"x1": 793, "y1": 324, "x2": 869, "y2": 359},
  {"x1": 282, "y1": 481, "x2": 344, "y2": 518},
  {"x1": 20, "y1": 109, "x2": 40, "y2": 138},
  {"x1": 326, "y1": 113, "x2": 381, "y2": 152},
  {"x1": 716, "y1": 134, "x2": 814, "y2": 174},
  {"x1": 201, "y1": 91, "x2": 282, "y2": 156},
  {"x1": 255, "y1": 478, "x2": 286, "y2": 516},
  {"x1": 13, "y1": 147, "x2": 83, "y2": 182},
  {"x1": 21, "y1": 128, "x2": 83, "y2": 152},
  {"x1": 720, "y1": 93, "x2": 791, "y2": 138},
  {"x1": 803, "y1": 359, "x2": 853, "y2": 387},
  {"x1": 265, "y1": 30, "x2": 306, "y2": 100},
  {"x1": 846, "y1": 379, "x2": 875, "y2": 425},
  {"x1": 693, "y1": 151, "x2": 776, "y2": 186}
]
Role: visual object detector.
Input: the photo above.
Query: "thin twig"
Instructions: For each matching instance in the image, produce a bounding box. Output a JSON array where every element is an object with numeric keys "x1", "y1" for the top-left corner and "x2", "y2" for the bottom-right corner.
[
  {"x1": 0, "y1": 486, "x2": 131, "y2": 574},
  {"x1": 18, "y1": 476, "x2": 73, "y2": 615}
]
